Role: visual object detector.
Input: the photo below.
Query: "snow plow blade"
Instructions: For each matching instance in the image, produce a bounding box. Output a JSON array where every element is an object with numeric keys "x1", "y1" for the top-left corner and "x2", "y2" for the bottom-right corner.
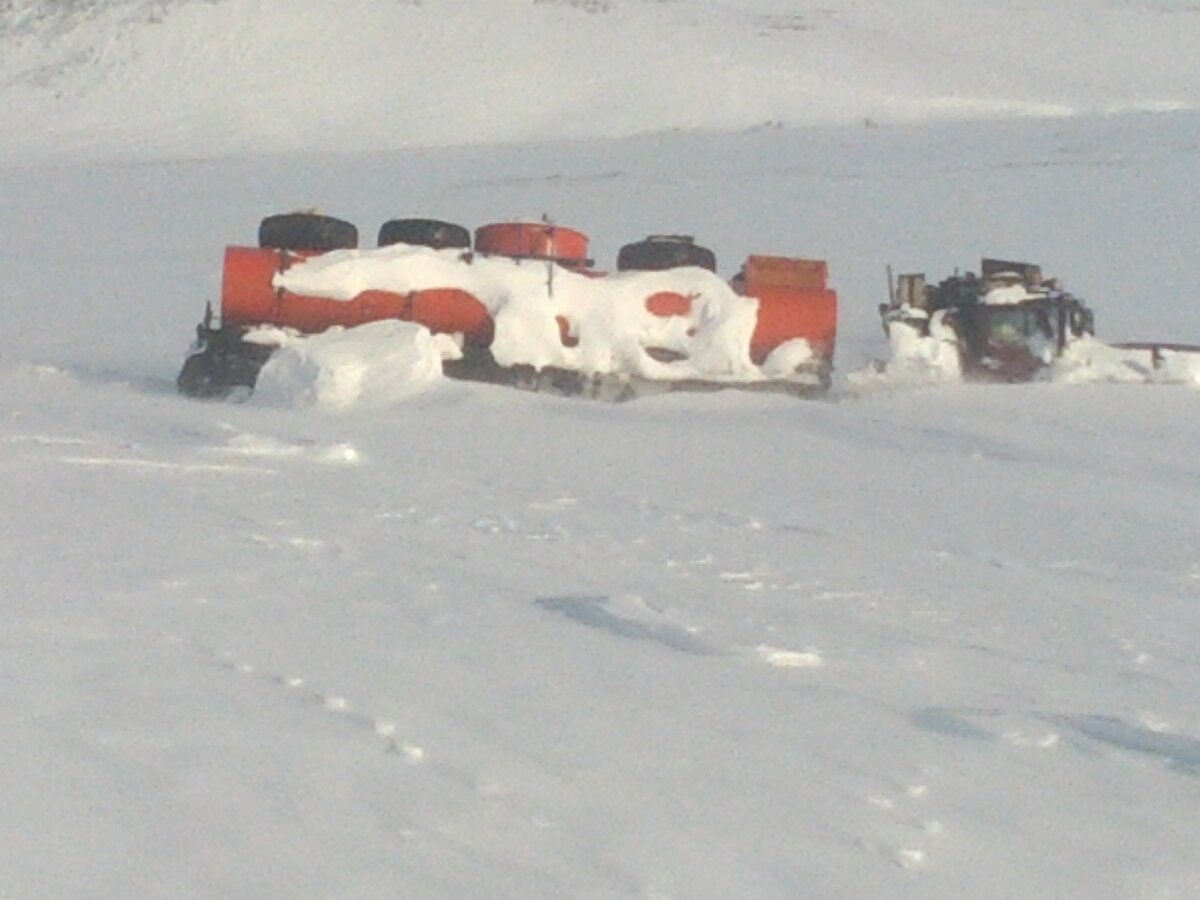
[
  {"x1": 178, "y1": 215, "x2": 838, "y2": 400},
  {"x1": 1108, "y1": 342, "x2": 1200, "y2": 367}
]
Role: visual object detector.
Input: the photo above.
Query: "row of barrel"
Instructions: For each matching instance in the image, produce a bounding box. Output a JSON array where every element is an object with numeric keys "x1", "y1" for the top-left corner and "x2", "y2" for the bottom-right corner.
[{"x1": 256, "y1": 212, "x2": 718, "y2": 275}]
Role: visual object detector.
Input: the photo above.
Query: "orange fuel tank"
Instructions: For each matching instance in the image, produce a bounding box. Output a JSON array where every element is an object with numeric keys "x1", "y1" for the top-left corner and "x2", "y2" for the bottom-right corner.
[{"x1": 219, "y1": 246, "x2": 493, "y2": 343}]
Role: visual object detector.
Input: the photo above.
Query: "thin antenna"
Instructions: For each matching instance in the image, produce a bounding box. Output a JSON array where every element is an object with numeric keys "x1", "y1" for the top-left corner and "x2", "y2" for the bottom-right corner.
[{"x1": 543, "y1": 212, "x2": 555, "y2": 298}]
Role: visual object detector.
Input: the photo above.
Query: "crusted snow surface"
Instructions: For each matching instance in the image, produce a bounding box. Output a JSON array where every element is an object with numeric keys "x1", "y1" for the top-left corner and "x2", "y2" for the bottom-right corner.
[
  {"x1": 3, "y1": 0, "x2": 1200, "y2": 164},
  {"x1": 273, "y1": 244, "x2": 803, "y2": 383},
  {"x1": 3, "y1": 5, "x2": 1200, "y2": 898}
]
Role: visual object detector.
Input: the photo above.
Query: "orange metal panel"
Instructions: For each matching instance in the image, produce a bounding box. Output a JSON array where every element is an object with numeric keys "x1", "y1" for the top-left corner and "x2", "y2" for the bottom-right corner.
[
  {"x1": 750, "y1": 287, "x2": 838, "y2": 364},
  {"x1": 744, "y1": 255, "x2": 828, "y2": 292}
]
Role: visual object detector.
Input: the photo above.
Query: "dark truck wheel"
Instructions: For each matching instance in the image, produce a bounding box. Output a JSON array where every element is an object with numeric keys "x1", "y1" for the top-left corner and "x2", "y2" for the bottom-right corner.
[
  {"x1": 617, "y1": 235, "x2": 717, "y2": 273},
  {"x1": 378, "y1": 218, "x2": 471, "y2": 250},
  {"x1": 258, "y1": 213, "x2": 358, "y2": 252}
]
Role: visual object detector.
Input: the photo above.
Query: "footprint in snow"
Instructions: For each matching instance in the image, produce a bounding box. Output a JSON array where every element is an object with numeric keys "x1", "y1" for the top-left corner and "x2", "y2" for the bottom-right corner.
[
  {"x1": 861, "y1": 780, "x2": 946, "y2": 871},
  {"x1": 201, "y1": 646, "x2": 426, "y2": 764}
]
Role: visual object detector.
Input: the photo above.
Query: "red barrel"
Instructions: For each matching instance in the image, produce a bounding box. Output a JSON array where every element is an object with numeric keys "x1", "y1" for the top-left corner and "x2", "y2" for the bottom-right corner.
[{"x1": 474, "y1": 222, "x2": 591, "y2": 267}]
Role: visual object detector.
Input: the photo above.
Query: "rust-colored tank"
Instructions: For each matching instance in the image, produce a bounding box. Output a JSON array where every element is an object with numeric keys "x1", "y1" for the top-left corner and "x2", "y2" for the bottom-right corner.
[{"x1": 220, "y1": 246, "x2": 493, "y2": 342}]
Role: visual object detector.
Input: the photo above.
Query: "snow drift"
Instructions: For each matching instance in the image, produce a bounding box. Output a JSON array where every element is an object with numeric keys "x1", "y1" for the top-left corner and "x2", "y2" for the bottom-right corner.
[
  {"x1": 2, "y1": 0, "x2": 1199, "y2": 164},
  {"x1": 249, "y1": 320, "x2": 452, "y2": 409},
  {"x1": 853, "y1": 320, "x2": 1200, "y2": 391}
]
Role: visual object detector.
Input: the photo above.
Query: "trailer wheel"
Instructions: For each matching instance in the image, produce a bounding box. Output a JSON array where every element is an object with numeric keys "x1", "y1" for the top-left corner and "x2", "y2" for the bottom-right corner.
[
  {"x1": 617, "y1": 235, "x2": 717, "y2": 273},
  {"x1": 258, "y1": 213, "x2": 358, "y2": 252},
  {"x1": 377, "y1": 218, "x2": 471, "y2": 250}
]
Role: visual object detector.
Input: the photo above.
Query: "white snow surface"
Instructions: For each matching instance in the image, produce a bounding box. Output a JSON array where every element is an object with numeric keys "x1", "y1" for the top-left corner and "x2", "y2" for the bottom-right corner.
[
  {"x1": 3, "y1": 0, "x2": 1200, "y2": 164},
  {"x1": 3, "y1": 3, "x2": 1200, "y2": 899}
]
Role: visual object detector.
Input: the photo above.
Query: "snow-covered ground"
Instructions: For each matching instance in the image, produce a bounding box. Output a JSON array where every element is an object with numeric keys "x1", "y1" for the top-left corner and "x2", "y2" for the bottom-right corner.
[
  {"x1": 2, "y1": 2, "x2": 1199, "y2": 898},
  {"x1": 3, "y1": 0, "x2": 1200, "y2": 164}
]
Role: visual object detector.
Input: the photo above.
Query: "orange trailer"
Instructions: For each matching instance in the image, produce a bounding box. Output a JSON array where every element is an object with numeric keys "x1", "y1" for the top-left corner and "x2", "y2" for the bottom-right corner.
[{"x1": 178, "y1": 214, "x2": 838, "y2": 400}]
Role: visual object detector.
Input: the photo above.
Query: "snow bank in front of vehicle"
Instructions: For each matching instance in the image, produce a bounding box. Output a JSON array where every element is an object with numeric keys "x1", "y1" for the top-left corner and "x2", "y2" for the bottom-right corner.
[
  {"x1": 847, "y1": 309, "x2": 963, "y2": 390},
  {"x1": 854, "y1": 330, "x2": 1200, "y2": 392},
  {"x1": 1051, "y1": 337, "x2": 1200, "y2": 387},
  {"x1": 272, "y1": 244, "x2": 799, "y2": 385},
  {"x1": 250, "y1": 320, "x2": 454, "y2": 410}
]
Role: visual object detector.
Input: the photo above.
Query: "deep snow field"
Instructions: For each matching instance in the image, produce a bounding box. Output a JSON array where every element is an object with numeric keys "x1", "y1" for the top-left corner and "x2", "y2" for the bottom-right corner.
[{"x1": 2, "y1": 2, "x2": 1200, "y2": 898}]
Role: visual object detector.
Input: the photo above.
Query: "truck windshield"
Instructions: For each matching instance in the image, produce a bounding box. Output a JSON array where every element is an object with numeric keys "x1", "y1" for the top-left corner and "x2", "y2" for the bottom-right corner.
[{"x1": 983, "y1": 305, "x2": 1053, "y2": 346}]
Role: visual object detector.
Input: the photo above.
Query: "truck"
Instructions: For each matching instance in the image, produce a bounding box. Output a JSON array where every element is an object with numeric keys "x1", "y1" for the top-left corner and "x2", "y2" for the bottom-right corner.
[{"x1": 879, "y1": 258, "x2": 1095, "y2": 381}]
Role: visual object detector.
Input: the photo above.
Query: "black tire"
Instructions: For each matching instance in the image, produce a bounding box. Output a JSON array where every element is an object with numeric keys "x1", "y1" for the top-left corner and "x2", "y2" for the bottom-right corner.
[
  {"x1": 617, "y1": 235, "x2": 717, "y2": 273},
  {"x1": 378, "y1": 218, "x2": 471, "y2": 250},
  {"x1": 258, "y1": 213, "x2": 358, "y2": 252}
]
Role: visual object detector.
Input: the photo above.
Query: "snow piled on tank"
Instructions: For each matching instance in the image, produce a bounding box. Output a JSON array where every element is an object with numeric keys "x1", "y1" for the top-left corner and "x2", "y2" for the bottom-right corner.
[
  {"x1": 272, "y1": 244, "x2": 814, "y2": 385},
  {"x1": 249, "y1": 320, "x2": 454, "y2": 410}
]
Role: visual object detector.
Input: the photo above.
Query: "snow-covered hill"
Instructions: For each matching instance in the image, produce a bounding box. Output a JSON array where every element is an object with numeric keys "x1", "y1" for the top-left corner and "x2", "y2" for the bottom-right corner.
[
  {"x1": 2, "y1": 0, "x2": 1200, "y2": 164},
  {"x1": 2, "y1": 3, "x2": 1199, "y2": 899}
]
